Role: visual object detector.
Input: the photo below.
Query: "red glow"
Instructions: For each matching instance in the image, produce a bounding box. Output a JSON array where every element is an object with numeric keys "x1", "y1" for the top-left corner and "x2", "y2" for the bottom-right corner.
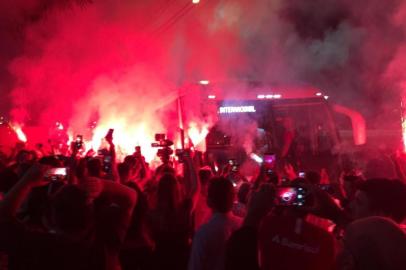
[
  {"x1": 11, "y1": 124, "x2": 27, "y2": 142},
  {"x1": 187, "y1": 121, "x2": 209, "y2": 151},
  {"x1": 402, "y1": 101, "x2": 406, "y2": 152}
]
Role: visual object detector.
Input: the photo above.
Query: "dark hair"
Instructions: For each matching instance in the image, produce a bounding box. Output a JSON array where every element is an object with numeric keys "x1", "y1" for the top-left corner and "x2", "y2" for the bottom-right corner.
[
  {"x1": 358, "y1": 178, "x2": 406, "y2": 223},
  {"x1": 207, "y1": 177, "x2": 235, "y2": 213},
  {"x1": 124, "y1": 155, "x2": 137, "y2": 167},
  {"x1": 39, "y1": 156, "x2": 62, "y2": 168},
  {"x1": 157, "y1": 173, "x2": 180, "y2": 212},
  {"x1": 117, "y1": 162, "x2": 131, "y2": 183},
  {"x1": 51, "y1": 185, "x2": 91, "y2": 233},
  {"x1": 87, "y1": 158, "x2": 102, "y2": 177},
  {"x1": 155, "y1": 164, "x2": 176, "y2": 176},
  {"x1": 305, "y1": 171, "x2": 321, "y2": 185},
  {"x1": 344, "y1": 175, "x2": 363, "y2": 185},
  {"x1": 16, "y1": 150, "x2": 31, "y2": 164},
  {"x1": 198, "y1": 168, "x2": 212, "y2": 187}
]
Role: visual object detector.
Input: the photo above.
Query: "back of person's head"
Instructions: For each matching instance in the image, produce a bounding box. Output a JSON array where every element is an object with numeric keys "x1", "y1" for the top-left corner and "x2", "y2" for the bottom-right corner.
[
  {"x1": 305, "y1": 171, "x2": 321, "y2": 185},
  {"x1": 198, "y1": 167, "x2": 212, "y2": 187},
  {"x1": 343, "y1": 216, "x2": 406, "y2": 270},
  {"x1": 19, "y1": 186, "x2": 50, "y2": 226},
  {"x1": 16, "y1": 150, "x2": 31, "y2": 165},
  {"x1": 344, "y1": 175, "x2": 364, "y2": 185},
  {"x1": 117, "y1": 162, "x2": 131, "y2": 183},
  {"x1": 87, "y1": 158, "x2": 102, "y2": 178},
  {"x1": 365, "y1": 158, "x2": 397, "y2": 179},
  {"x1": 39, "y1": 156, "x2": 62, "y2": 168},
  {"x1": 237, "y1": 182, "x2": 251, "y2": 204},
  {"x1": 155, "y1": 164, "x2": 176, "y2": 177},
  {"x1": 207, "y1": 177, "x2": 235, "y2": 213},
  {"x1": 124, "y1": 155, "x2": 136, "y2": 168},
  {"x1": 356, "y1": 178, "x2": 406, "y2": 223},
  {"x1": 157, "y1": 173, "x2": 179, "y2": 212},
  {"x1": 51, "y1": 185, "x2": 92, "y2": 234}
]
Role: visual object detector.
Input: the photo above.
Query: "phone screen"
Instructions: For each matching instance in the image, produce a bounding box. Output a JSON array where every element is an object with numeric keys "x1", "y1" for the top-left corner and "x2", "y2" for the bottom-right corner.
[
  {"x1": 275, "y1": 186, "x2": 307, "y2": 206},
  {"x1": 263, "y1": 154, "x2": 276, "y2": 168},
  {"x1": 45, "y1": 167, "x2": 67, "y2": 181}
]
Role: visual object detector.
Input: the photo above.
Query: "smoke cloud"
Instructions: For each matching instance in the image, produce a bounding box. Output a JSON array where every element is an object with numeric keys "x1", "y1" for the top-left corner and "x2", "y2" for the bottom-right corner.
[{"x1": 3, "y1": 0, "x2": 406, "y2": 154}]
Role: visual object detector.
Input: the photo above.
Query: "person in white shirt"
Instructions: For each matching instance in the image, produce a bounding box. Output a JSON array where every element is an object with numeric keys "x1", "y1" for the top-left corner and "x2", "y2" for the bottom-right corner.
[{"x1": 189, "y1": 177, "x2": 242, "y2": 270}]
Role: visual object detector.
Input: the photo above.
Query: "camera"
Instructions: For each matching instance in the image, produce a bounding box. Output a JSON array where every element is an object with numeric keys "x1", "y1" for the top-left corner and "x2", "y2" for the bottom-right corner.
[
  {"x1": 175, "y1": 149, "x2": 191, "y2": 163},
  {"x1": 274, "y1": 186, "x2": 307, "y2": 206},
  {"x1": 151, "y1": 133, "x2": 174, "y2": 163},
  {"x1": 151, "y1": 133, "x2": 173, "y2": 148}
]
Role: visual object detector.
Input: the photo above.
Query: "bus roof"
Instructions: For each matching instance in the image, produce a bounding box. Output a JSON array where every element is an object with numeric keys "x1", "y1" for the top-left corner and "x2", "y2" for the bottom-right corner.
[{"x1": 189, "y1": 82, "x2": 328, "y2": 100}]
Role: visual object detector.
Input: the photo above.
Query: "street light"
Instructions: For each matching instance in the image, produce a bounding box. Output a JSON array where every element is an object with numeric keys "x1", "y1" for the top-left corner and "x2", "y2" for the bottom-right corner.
[{"x1": 199, "y1": 80, "x2": 210, "y2": 85}]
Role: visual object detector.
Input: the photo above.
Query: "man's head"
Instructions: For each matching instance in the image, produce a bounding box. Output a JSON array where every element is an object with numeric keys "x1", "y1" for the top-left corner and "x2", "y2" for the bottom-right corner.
[
  {"x1": 199, "y1": 167, "x2": 212, "y2": 195},
  {"x1": 350, "y1": 178, "x2": 406, "y2": 223},
  {"x1": 87, "y1": 158, "x2": 102, "y2": 178},
  {"x1": 155, "y1": 164, "x2": 176, "y2": 179},
  {"x1": 157, "y1": 173, "x2": 180, "y2": 211},
  {"x1": 117, "y1": 162, "x2": 131, "y2": 183},
  {"x1": 343, "y1": 175, "x2": 363, "y2": 200},
  {"x1": 342, "y1": 217, "x2": 406, "y2": 270},
  {"x1": 207, "y1": 177, "x2": 235, "y2": 213}
]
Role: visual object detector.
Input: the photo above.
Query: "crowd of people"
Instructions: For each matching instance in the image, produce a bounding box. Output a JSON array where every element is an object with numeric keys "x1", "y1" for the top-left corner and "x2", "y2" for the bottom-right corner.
[{"x1": 0, "y1": 130, "x2": 405, "y2": 270}]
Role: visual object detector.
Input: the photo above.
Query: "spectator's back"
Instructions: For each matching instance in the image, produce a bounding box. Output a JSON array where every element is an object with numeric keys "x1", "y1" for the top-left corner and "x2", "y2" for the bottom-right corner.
[{"x1": 258, "y1": 214, "x2": 335, "y2": 270}]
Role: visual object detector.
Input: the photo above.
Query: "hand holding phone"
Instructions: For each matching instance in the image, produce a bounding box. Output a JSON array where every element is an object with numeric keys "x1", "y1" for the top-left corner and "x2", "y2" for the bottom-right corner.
[
  {"x1": 105, "y1": 129, "x2": 114, "y2": 143},
  {"x1": 263, "y1": 153, "x2": 276, "y2": 169},
  {"x1": 274, "y1": 186, "x2": 307, "y2": 207},
  {"x1": 45, "y1": 167, "x2": 68, "y2": 181}
]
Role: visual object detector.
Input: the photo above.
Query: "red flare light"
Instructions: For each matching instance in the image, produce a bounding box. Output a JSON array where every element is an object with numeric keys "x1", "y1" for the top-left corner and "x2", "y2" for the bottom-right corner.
[{"x1": 11, "y1": 124, "x2": 27, "y2": 142}]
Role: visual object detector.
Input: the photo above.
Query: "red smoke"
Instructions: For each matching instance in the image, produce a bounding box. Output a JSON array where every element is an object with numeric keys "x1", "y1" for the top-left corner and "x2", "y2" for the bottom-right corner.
[{"x1": 6, "y1": 0, "x2": 406, "y2": 155}]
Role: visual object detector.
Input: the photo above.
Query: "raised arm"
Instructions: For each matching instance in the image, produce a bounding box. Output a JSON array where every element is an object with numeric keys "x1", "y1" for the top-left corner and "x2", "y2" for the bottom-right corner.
[
  {"x1": 0, "y1": 164, "x2": 45, "y2": 221},
  {"x1": 183, "y1": 152, "x2": 200, "y2": 207},
  {"x1": 98, "y1": 180, "x2": 138, "y2": 245}
]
